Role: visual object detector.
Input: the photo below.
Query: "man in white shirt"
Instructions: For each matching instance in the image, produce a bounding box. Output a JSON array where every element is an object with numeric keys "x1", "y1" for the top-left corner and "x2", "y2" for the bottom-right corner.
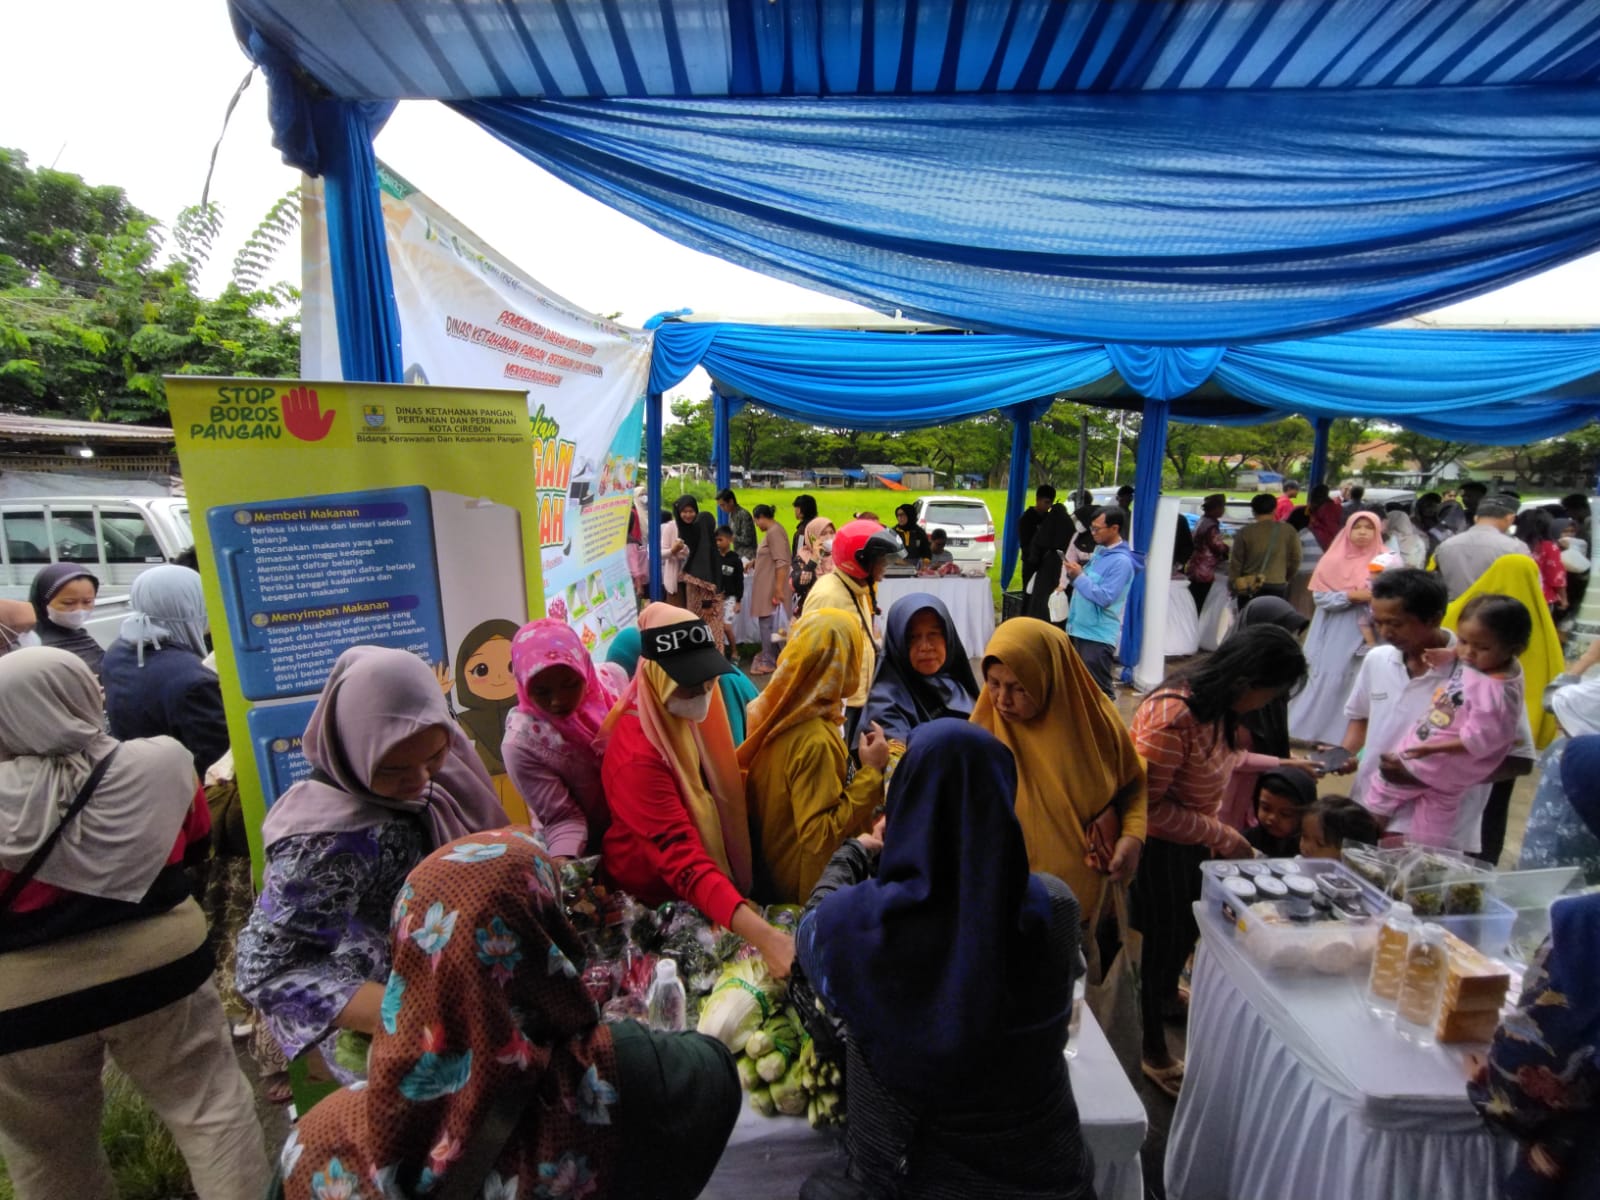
[
  {"x1": 1432, "y1": 495, "x2": 1532, "y2": 601},
  {"x1": 1338, "y1": 568, "x2": 1532, "y2": 855}
]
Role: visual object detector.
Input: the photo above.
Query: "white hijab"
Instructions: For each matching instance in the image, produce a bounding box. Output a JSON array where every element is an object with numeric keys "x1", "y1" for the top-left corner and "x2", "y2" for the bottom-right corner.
[
  {"x1": 119, "y1": 565, "x2": 209, "y2": 666},
  {"x1": 0, "y1": 647, "x2": 195, "y2": 902}
]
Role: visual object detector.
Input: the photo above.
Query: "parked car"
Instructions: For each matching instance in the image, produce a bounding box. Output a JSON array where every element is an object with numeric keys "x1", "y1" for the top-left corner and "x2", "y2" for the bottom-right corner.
[
  {"x1": 911, "y1": 495, "x2": 996, "y2": 570},
  {"x1": 0, "y1": 496, "x2": 194, "y2": 647}
]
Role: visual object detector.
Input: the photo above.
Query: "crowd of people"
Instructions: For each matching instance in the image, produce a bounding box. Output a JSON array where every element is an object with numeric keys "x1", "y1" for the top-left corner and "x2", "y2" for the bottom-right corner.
[{"x1": 1, "y1": 476, "x2": 1596, "y2": 1200}]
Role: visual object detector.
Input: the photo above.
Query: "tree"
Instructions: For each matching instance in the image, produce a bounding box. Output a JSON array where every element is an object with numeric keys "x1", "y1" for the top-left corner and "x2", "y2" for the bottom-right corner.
[
  {"x1": 1321, "y1": 418, "x2": 1369, "y2": 485},
  {"x1": 0, "y1": 148, "x2": 300, "y2": 423},
  {"x1": 661, "y1": 396, "x2": 711, "y2": 464},
  {"x1": 1381, "y1": 429, "x2": 1480, "y2": 484}
]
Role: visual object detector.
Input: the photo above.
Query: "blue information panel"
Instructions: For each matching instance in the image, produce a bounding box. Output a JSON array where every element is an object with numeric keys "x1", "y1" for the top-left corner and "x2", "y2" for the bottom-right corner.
[
  {"x1": 207, "y1": 486, "x2": 447, "y2": 701},
  {"x1": 246, "y1": 700, "x2": 320, "y2": 808}
]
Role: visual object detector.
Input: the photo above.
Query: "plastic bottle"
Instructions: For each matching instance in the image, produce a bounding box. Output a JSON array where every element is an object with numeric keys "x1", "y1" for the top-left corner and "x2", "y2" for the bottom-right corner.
[
  {"x1": 646, "y1": 958, "x2": 687, "y2": 1032},
  {"x1": 1394, "y1": 923, "x2": 1449, "y2": 1045},
  {"x1": 1366, "y1": 902, "x2": 1417, "y2": 1018}
]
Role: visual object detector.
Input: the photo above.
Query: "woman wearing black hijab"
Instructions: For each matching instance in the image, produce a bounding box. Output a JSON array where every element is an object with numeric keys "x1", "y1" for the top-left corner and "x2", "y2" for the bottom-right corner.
[
  {"x1": 1022, "y1": 502, "x2": 1075, "y2": 624},
  {"x1": 28, "y1": 563, "x2": 104, "y2": 675},
  {"x1": 1231, "y1": 596, "x2": 1310, "y2": 758},
  {"x1": 1216, "y1": 596, "x2": 1318, "y2": 830},
  {"x1": 674, "y1": 494, "x2": 725, "y2": 649},
  {"x1": 892, "y1": 504, "x2": 934, "y2": 563},
  {"x1": 791, "y1": 494, "x2": 819, "y2": 557},
  {"x1": 797, "y1": 721, "x2": 1094, "y2": 1199}
]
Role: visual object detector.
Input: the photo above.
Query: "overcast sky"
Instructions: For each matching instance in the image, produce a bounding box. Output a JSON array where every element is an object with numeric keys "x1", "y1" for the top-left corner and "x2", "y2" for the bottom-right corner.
[{"x1": 5, "y1": 1, "x2": 1599, "y2": 353}]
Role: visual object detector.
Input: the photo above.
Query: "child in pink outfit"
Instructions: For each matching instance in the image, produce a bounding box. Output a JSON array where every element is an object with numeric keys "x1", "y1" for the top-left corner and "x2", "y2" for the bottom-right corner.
[{"x1": 1363, "y1": 594, "x2": 1531, "y2": 849}]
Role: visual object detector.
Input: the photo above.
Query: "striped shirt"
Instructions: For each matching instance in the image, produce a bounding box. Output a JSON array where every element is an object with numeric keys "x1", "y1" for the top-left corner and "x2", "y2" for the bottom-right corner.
[{"x1": 1131, "y1": 689, "x2": 1249, "y2": 855}]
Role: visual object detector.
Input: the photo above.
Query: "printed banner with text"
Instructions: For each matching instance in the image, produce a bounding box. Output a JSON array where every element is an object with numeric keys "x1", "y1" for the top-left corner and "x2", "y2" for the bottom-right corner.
[
  {"x1": 303, "y1": 165, "x2": 652, "y2": 656},
  {"x1": 171, "y1": 377, "x2": 545, "y2": 862}
]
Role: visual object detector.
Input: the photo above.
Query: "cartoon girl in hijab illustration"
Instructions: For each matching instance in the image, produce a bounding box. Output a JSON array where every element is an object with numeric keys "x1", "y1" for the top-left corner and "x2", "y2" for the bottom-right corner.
[{"x1": 447, "y1": 619, "x2": 521, "y2": 777}]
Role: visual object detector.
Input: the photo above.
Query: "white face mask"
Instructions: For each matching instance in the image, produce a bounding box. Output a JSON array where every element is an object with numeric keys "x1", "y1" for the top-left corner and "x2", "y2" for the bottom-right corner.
[
  {"x1": 665, "y1": 688, "x2": 714, "y2": 723},
  {"x1": 48, "y1": 608, "x2": 92, "y2": 630}
]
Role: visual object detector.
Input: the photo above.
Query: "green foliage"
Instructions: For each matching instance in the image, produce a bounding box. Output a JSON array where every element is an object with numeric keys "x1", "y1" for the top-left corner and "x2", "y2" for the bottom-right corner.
[
  {"x1": 0, "y1": 1067, "x2": 191, "y2": 1200},
  {"x1": 232, "y1": 189, "x2": 301, "y2": 293},
  {"x1": 0, "y1": 148, "x2": 299, "y2": 424},
  {"x1": 1381, "y1": 429, "x2": 1480, "y2": 481}
]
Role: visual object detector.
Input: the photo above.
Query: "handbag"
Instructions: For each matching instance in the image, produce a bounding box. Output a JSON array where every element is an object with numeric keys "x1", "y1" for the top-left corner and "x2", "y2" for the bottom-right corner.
[
  {"x1": 1230, "y1": 522, "x2": 1283, "y2": 597},
  {"x1": 1082, "y1": 879, "x2": 1143, "y2": 1085},
  {"x1": 1047, "y1": 587, "x2": 1070, "y2": 624},
  {"x1": 0, "y1": 746, "x2": 120, "y2": 913}
]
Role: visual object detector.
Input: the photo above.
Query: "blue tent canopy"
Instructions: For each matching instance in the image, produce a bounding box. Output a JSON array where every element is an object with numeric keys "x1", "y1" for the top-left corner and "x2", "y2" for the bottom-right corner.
[{"x1": 227, "y1": 0, "x2": 1600, "y2": 676}]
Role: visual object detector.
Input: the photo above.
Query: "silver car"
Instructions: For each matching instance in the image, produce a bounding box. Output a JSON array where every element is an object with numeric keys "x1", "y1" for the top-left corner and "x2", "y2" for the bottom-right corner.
[{"x1": 912, "y1": 495, "x2": 996, "y2": 570}]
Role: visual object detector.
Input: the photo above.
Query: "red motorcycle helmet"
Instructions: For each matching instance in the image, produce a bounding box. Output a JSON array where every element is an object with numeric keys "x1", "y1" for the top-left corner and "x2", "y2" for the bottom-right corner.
[{"x1": 831, "y1": 519, "x2": 905, "y2": 581}]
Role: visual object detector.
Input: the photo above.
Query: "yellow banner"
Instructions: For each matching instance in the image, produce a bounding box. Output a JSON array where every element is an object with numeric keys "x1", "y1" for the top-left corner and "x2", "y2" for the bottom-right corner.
[{"x1": 171, "y1": 377, "x2": 544, "y2": 866}]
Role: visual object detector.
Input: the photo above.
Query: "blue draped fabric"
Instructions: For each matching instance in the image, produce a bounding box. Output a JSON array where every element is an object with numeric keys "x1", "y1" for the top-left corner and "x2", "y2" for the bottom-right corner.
[
  {"x1": 455, "y1": 89, "x2": 1600, "y2": 344},
  {"x1": 650, "y1": 323, "x2": 1114, "y2": 429},
  {"x1": 231, "y1": 1, "x2": 1600, "y2": 104},
  {"x1": 1105, "y1": 345, "x2": 1225, "y2": 403},
  {"x1": 1217, "y1": 329, "x2": 1600, "y2": 442},
  {"x1": 652, "y1": 322, "x2": 1600, "y2": 445},
  {"x1": 312, "y1": 100, "x2": 405, "y2": 383},
  {"x1": 1118, "y1": 404, "x2": 1169, "y2": 679}
]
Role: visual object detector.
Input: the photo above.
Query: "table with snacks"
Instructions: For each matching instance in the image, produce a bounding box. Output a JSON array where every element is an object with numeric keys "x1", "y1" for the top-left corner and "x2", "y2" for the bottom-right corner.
[
  {"x1": 876, "y1": 574, "x2": 996, "y2": 657},
  {"x1": 1166, "y1": 855, "x2": 1519, "y2": 1200},
  {"x1": 705, "y1": 1000, "x2": 1147, "y2": 1200}
]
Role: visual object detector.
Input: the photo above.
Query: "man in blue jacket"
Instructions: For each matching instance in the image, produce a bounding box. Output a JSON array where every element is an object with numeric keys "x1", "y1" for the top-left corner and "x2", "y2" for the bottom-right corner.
[{"x1": 1062, "y1": 507, "x2": 1136, "y2": 700}]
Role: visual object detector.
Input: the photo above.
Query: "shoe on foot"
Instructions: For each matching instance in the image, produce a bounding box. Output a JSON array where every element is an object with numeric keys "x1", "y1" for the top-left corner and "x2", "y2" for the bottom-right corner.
[{"x1": 1141, "y1": 1058, "x2": 1185, "y2": 1100}]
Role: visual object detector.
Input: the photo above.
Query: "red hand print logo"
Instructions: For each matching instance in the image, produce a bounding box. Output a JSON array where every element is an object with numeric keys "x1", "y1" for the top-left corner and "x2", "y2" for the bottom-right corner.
[{"x1": 281, "y1": 386, "x2": 337, "y2": 442}]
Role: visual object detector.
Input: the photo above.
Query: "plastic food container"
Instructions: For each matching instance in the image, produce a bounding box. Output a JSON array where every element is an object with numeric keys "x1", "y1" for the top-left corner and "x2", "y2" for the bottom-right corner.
[
  {"x1": 1496, "y1": 866, "x2": 1583, "y2": 965},
  {"x1": 1201, "y1": 858, "x2": 1389, "y2": 975},
  {"x1": 1341, "y1": 844, "x2": 1516, "y2": 954}
]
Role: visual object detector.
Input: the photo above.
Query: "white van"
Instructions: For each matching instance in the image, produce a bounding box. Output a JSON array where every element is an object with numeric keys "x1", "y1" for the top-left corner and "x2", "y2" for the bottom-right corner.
[
  {"x1": 912, "y1": 495, "x2": 996, "y2": 570},
  {"x1": 0, "y1": 496, "x2": 194, "y2": 647}
]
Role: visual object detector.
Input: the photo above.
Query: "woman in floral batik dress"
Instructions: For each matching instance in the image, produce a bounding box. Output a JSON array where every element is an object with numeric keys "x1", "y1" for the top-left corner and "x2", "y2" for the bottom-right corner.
[{"x1": 276, "y1": 831, "x2": 740, "y2": 1200}]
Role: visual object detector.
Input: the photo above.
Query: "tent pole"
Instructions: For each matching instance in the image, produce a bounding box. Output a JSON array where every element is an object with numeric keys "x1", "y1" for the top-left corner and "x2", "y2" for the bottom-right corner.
[
  {"x1": 1076, "y1": 413, "x2": 1089, "y2": 501},
  {"x1": 1119, "y1": 402, "x2": 1171, "y2": 686},
  {"x1": 712, "y1": 385, "x2": 732, "y2": 492},
  {"x1": 1001, "y1": 411, "x2": 1032, "y2": 591},
  {"x1": 1308, "y1": 416, "x2": 1332, "y2": 489},
  {"x1": 647, "y1": 391, "x2": 665, "y2": 601}
]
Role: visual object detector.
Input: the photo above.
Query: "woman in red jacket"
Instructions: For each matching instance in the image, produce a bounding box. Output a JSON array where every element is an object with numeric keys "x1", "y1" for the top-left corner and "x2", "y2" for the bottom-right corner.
[{"x1": 599, "y1": 604, "x2": 794, "y2": 977}]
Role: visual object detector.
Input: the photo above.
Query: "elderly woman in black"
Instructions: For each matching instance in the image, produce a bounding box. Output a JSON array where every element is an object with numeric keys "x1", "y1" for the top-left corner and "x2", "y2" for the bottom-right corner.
[{"x1": 797, "y1": 721, "x2": 1094, "y2": 1199}]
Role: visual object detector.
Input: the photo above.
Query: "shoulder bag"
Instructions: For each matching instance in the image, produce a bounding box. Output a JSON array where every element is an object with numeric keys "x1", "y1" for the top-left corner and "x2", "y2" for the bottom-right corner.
[{"x1": 0, "y1": 746, "x2": 121, "y2": 914}]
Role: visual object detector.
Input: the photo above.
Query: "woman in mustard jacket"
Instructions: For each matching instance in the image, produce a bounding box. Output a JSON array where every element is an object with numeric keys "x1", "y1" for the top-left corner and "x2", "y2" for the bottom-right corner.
[{"x1": 739, "y1": 610, "x2": 889, "y2": 903}]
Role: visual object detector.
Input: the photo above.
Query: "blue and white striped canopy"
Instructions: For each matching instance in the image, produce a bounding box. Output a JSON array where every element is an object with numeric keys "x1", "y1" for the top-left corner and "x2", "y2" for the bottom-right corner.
[{"x1": 230, "y1": 0, "x2": 1600, "y2": 101}]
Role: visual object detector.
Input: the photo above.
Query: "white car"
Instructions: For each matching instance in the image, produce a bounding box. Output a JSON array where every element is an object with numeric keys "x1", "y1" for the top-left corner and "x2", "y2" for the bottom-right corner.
[
  {"x1": 1, "y1": 496, "x2": 194, "y2": 647},
  {"x1": 912, "y1": 495, "x2": 996, "y2": 570}
]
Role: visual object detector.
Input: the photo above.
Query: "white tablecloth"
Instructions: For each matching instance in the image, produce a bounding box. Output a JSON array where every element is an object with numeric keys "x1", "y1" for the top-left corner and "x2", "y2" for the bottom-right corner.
[
  {"x1": 1196, "y1": 571, "x2": 1235, "y2": 651},
  {"x1": 875, "y1": 575, "x2": 996, "y2": 657},
  {"x1": 1165, "y1": 578, "x2": 1200, "y2": 657},
  {"x1": 1166, "y1": 904, "x2": 1515, "y2": 1200},
  {"x1": 705, "y1": 1004, "x2": 1145, "y2": 1200},
  {"x1": 731, "y1": 594, "x2": 792, "y2": 647}
]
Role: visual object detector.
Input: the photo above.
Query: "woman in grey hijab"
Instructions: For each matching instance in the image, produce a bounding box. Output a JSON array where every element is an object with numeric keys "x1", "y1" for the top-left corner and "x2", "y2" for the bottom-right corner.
[
  {"x1": 99, "y1": 566, "x2": 229, "y2": 777},
  {"x1": 0, "y1": 647, "x2": 270, "y2": 1200}
]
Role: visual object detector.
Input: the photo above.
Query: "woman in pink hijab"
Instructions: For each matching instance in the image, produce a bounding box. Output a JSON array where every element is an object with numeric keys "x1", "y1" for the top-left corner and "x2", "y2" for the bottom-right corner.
[
  {"x1": 502, "y1": 619, "x2": 628, "y2": 858},
  {"x1": 236, "y1": 646, "x2": 509, "y2": 1081},
  {"x1": 1289, "y1": 511, "x2": 1388, "y2": 746}
]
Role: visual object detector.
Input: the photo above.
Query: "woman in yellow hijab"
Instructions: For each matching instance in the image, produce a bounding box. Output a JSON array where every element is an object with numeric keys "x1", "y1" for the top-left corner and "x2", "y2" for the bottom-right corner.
[
  {"x1": 970, "y1": 617, "x2": 1148, "y2": 923},
  {"x1": 1444, "y1": 554, "x2": 1564, "y2": 749},
  {"x1": 739, "y1": 610, "x2": 890, "y2": 903}
]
